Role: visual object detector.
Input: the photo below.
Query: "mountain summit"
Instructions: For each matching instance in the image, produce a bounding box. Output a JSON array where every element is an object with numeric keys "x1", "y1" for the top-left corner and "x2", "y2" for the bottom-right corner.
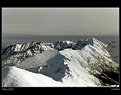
[{"x1": 2, "y1": 38, "x2": 119, "y2": 87}]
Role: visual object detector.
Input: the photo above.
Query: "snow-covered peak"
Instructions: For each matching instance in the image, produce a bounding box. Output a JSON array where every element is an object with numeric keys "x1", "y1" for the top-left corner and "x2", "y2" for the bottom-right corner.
[
  {"x1": 2, "y1": 38, "x2": 119, "y2": 87},
  {"x1": 2, "y1": 38, "x2": 104, "y2": 55},
  {"x1": 2, "y1": 38, "x2": 111, "y2": 66},
  {"x1": 92, "y1": 38, "x2": 107, "y2": 48}
]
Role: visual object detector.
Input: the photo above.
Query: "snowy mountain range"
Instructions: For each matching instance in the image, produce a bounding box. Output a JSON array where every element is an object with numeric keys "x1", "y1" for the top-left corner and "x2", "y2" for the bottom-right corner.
[{"x1": 2, "y1": 38, "x2": 119, "y2": 87}]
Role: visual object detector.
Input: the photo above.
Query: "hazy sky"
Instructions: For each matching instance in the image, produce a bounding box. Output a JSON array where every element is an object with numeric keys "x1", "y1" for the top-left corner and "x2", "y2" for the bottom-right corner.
[{"x1": 2, "y1": 8, "x2": 119, "y2": 36}]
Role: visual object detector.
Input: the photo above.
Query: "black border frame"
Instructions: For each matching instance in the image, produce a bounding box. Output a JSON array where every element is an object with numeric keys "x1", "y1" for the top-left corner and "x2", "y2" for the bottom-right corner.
[{"x1": 0, "y1": 0, "x2": 120, "y2": 95}]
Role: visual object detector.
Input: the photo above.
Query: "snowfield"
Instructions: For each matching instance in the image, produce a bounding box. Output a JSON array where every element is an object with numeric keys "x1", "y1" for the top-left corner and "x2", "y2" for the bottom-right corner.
[
  {"x1": 2, "y1": 38, "x2": 119, "y2": 87},
  {"x1": 2, "y1": 66, "x2": 101, "y2": 87},
  {"x1": 2, "y1": 66, "x2": 63, "y2": 87}
]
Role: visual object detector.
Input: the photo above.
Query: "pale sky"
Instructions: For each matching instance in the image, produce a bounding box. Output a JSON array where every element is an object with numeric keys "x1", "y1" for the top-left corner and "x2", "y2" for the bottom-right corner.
[{"x1": 2, "y1": 8, "x2": 119, "y2": 36}]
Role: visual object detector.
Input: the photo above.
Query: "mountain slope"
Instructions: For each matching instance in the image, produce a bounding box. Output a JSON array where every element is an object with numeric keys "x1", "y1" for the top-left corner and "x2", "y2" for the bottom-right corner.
[
  {"x1": 2, "y1": 66, "x2": 63, "y2": 87},
  {"x1": 2, "y1": 38, "x2": 119, "y2": 87}
]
